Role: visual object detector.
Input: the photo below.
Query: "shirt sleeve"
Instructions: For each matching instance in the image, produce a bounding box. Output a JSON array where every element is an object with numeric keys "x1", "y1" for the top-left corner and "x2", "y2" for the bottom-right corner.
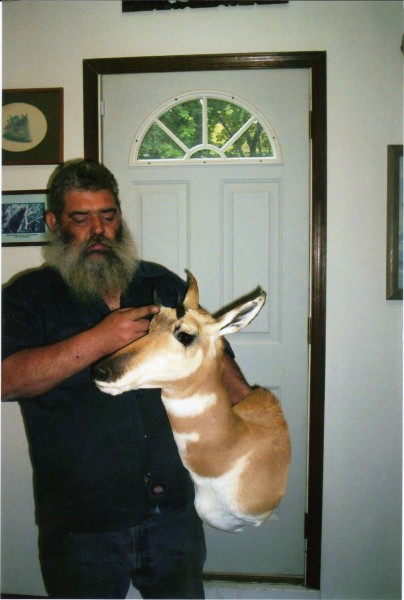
[{"x1": 2, "y1": 276, "x2": 44, "y2": 361}]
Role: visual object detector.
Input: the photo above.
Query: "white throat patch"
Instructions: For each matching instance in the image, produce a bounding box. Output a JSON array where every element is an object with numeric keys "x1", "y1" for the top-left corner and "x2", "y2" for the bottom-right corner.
[
  {"x1": 172, "y1": 430, "x2": 200, "y2": 455},
  {"x1": 163, "y1": 392, "x2": 217, "y2": 418}
]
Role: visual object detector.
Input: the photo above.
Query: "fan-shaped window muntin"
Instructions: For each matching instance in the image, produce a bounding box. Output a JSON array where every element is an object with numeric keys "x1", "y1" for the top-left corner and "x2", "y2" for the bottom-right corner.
[{"x1": 130, "y1": 92, "x2": 282, "y2": 165}]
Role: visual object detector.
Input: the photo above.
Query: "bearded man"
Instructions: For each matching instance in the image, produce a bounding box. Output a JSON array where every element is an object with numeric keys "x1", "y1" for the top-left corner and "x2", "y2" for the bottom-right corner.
[{"x1": 2, "y1": 159, "x2": 251, "y2": 600}]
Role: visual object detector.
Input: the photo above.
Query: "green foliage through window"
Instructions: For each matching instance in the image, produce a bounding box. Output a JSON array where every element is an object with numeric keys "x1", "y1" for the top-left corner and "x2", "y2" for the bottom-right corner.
[{"x1": 134, "y1": 94, "x2": 279, "y2": 163}]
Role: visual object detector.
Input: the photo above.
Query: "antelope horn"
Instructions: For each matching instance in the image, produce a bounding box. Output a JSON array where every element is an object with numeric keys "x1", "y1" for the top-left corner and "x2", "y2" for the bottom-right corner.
[
  {"x1": 183, "y1": 270, "x2": 199, "y2": 310},
  {"x1": 153, "y1": 287, "x2": 163, "y2": 306}
]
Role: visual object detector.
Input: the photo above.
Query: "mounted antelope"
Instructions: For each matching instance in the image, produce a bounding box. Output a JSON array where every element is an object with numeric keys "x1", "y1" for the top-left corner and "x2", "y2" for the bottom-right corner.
[{"x1": 94, "y1": 273, "x2": 290, "y2": 532}]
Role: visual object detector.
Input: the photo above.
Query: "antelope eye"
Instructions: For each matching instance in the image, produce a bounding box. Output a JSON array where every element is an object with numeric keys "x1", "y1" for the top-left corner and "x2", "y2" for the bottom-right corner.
[{"x1": 175, "y1": 330, "x2": 195, "y2": 347}]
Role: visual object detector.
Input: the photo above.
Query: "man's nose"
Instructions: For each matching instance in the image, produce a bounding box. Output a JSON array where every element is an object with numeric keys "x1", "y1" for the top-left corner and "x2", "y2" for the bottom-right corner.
[{"x1": 90, "y1": 214, "x2": 105, "y2": 235}]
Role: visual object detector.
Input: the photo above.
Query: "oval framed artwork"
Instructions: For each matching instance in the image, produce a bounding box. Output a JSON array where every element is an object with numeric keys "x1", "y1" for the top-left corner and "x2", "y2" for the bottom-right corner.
[{"x1": 2, "y1": 88, "x2": 63, "y2": 165}]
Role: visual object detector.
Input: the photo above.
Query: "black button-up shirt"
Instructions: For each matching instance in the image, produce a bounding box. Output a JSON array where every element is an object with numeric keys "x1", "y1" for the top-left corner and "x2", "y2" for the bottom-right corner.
[{"x1": 2, "y1": 261, "x2": 194, "y2": 532}]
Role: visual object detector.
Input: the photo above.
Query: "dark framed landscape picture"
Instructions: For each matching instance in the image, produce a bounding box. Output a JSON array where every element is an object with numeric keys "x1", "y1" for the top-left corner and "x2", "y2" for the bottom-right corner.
[{"x1": 2, "y1": 190, "x2": 49, "y2": 246}]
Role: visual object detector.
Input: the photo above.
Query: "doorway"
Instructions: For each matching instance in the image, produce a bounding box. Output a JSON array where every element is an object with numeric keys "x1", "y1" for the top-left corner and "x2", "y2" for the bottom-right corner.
[{"x1": 83, "y1": 52, "x2": 326, "y2": 589}]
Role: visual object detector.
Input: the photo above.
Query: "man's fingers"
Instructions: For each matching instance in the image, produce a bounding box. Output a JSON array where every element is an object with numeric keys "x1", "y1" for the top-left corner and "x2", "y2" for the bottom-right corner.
[{"x1": 124, "y1": 305, "x2": 160, "y2": 321}]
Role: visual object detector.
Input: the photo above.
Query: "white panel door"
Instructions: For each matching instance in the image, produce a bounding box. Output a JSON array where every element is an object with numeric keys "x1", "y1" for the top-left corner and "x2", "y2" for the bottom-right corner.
[{"x1": 101, "y1": 69, "x2": 310, "y2": 577}]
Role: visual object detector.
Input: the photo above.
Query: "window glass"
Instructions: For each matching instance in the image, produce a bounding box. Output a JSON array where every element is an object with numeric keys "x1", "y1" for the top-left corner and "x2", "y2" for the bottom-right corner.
[
  {"x1": 132, "y1": 93, "x2": 281, "y2": 164},
  {"x1": 138, "y1": 123, "x2": 185, "y2": 159},
  {"x1": 207, "y1": 98, "x2": 251, "y2": 148},
  {"x1": 191, "y1": 148, "x2": 222, "y2": 159},
  {"x1": 225, "y1": 122, "x2": 273, "y2": 158},
  {"x1": 159, "y1": 99, "x2": 202, "y2": 148}
]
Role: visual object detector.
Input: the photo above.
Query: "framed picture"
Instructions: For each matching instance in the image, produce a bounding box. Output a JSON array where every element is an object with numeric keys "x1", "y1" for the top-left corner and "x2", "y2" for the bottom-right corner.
[
  {"x1": 2, "y1": 88, "x2": 63, "y2": 165},
  {"x1": 2, "y1": 190, "x2": 49, "y2": 246},
  {"x1": 386, "y1": 144, "x2": 403, "y2": 300},
  {"x1": 122, "y1": 1, "x2": 288, "y2": 11}
]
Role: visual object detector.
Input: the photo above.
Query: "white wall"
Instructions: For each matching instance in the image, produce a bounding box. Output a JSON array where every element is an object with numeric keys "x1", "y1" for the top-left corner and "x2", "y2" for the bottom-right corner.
[{"x1": 2, "y1": 2, "x2": 402, "y2": 599}]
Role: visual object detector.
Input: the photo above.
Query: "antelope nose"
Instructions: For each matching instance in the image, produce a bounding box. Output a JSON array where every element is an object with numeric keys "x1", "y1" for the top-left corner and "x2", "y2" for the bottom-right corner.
[{"x1": 93, "y1": 364, "x2": 112, "y2": 382}]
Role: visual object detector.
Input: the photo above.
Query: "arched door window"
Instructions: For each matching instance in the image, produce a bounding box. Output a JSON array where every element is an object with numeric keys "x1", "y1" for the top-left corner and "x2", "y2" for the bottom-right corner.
[{"x1": 129, "y1": 91, "x2": 282, "y2": 165}]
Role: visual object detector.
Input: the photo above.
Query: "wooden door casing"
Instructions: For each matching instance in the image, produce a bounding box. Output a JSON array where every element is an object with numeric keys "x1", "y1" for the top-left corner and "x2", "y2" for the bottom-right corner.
[{"x1": 83, "y1": 52, "x2": 327, "y2": 590}]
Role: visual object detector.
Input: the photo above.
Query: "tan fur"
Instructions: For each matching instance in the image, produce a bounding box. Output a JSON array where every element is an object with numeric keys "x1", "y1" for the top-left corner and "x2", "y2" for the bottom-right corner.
[{"x1": 94, "y1": 274, "x2": 291, "y2": 531}]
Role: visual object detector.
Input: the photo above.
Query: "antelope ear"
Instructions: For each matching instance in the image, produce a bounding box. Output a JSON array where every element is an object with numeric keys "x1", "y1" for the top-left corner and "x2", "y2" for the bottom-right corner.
[
  {"x1": 214, "y1": 290, "x2": 266, "y2": 336},
  {"x1": 153, "y1": 287, "x2": 163, "y2": 306},
  {"x1": 183, "y1": 270, "x2": 199, "y2": 310}
]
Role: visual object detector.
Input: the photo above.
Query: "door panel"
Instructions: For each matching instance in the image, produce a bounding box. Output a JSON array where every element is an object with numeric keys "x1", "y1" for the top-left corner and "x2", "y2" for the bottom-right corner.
[
  {"x1": 131, "y1": 182, "x2": 189, "y2": 274},
  {"x1": 101, "y1": 69, "x2": 310, "y2": 576}
]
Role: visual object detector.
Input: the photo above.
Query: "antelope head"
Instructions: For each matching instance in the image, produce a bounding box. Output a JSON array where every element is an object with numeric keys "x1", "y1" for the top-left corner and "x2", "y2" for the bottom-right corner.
[{"x1": 94, "y1": 271, "x2": 266, "y2": 396}]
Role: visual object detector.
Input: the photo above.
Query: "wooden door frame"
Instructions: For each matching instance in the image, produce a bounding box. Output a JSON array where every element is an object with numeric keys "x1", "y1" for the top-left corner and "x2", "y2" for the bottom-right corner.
[{"x1": 82, "y1": 52, "x2": 327, "y2": 590}]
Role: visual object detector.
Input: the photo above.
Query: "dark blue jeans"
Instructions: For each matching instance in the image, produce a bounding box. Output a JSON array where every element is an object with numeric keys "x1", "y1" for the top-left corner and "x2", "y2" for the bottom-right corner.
[{"x1": 38, "y1": 505, "x2": 206, "y2": 599}]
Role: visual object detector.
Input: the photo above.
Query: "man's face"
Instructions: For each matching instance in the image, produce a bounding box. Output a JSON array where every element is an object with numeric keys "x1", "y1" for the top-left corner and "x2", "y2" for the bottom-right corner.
[
  {"x1": 47, "y1": 189, "x2": 122, "y2": 258},
  {"x1": 44, "y1": 188, "x2": 139, "y2": 303}
]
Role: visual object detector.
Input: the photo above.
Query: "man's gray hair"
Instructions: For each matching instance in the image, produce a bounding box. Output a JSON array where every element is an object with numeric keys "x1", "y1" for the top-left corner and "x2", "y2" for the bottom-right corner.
[{"x1": 48, "y1": 159, "x2": 121, "y2": 221}]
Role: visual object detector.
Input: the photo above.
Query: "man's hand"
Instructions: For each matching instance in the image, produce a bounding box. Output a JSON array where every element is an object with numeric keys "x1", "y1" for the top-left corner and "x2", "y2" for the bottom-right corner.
[
  {"x1": 94, "y1": 306, "x2": 160, "y2": 353},
  {"x1": 1, "y1": 305, "x2": 160, "y2": 401}
]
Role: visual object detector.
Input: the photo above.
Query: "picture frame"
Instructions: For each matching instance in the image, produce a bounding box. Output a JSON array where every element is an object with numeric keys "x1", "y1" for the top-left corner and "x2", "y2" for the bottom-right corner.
[
  {"x1": 2, "y1": 88, "x2": 63, "y2": 165},
  {"x1": 2, "y1": 190, "x2": 49, "y2": 246},
  {"x1": 386, "y1": 144, "x2": 403, "y2": 300},
  {"x1": 122, "y1": 1, "x2": 288, "y2": 11}
]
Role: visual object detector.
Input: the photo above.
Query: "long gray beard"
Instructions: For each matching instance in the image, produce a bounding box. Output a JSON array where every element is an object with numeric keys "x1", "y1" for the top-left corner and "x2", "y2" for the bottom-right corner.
[{"x1": 43, "y1": 220, "x2": 139, "y2": 305}]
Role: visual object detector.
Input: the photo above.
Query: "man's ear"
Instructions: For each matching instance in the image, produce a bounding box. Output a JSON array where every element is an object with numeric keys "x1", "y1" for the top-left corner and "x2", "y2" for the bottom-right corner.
[{"x1": 45, "y1": 211, "x2": 57, "y2": 232}]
